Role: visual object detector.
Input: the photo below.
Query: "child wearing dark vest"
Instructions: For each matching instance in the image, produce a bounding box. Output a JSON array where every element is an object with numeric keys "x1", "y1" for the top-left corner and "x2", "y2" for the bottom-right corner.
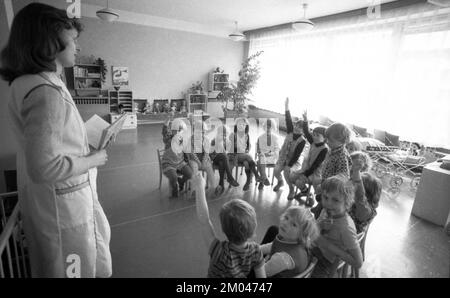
[
  {"x1": 259, "y1": 206, "x2": 319, "y2": 277},
  {"x1": 291, "y1": 110, "x2": 328, "y2": 206},
  {"x1": 273, "y1": 98, "x2": 306, "y2": 200}
]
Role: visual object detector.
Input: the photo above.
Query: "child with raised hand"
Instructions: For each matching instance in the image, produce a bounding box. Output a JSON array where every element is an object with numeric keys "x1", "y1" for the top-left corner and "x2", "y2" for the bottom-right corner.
[
  {"x1": 229, "y1": 118, "x2": 260, "y2": 191},
  {"x1": 311, "y1": 122, "x2": 352, "y2": 218},
  {"x1": 311, "y1": 175, "x2": 363, "y2": 278},
  {"x1": 256, "y1": 118, "x2": 281, "y2": 190},
  {"x1": 273, "y1": 97, "x2": 306, "y2": 200},
  {"x1": 349, "y1": 154, "x2": 382, "y2": 233},
  {"x1": 258, "y1": 206, "x2": 319, "y2": 277},
  {"x1": 192, "y1": 167, "x2": 266, "y2": 278},
  {"x1": 291, "y1": 110, "x2": 328, "y2": 206}
]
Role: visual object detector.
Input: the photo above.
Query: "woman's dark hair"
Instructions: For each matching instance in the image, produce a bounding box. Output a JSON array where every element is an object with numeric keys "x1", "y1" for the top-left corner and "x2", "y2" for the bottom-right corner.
[
  {"x1": 0, "y1": 3, "x2": 83, "y2": 84},
  {"x1": 233, "y1": 118, "x2": 250, "y2": 134}
]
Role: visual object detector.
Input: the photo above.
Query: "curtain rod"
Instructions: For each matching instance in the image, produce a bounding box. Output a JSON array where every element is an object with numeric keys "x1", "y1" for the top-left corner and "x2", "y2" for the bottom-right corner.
[{"x1": 244, "y1": 0, "x2": 428, "y2": 35}]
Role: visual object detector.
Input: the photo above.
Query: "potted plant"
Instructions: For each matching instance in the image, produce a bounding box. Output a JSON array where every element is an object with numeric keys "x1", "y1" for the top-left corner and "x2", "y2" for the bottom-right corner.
[
  {"x1": 189, "y1": 81, "x2": 204, "y2": 94},
  {"x1": 218, "y1": 51, "x2": 263, "y2": 118},
  {"x1": 95, "y1": 58, "x2": 107, "y2": 84}
]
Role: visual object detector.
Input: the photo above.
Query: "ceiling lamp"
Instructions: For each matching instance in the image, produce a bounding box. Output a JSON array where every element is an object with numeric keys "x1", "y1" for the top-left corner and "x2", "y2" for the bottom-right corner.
[
  {"x1": 292, "y1": 3, "x2": 314, "y2": 31},
  {"x1": 96, "y1": 0, "x2": 119, "y2": 22},
  {"x1": 229, "y1": 21, "x2": 245, "y2": 41},
  {"x1": 428, "y1": 0, "x2": 450, "y2": 7}
]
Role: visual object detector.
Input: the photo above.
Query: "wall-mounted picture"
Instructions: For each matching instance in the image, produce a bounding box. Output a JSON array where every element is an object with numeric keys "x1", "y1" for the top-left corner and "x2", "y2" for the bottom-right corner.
[{"x1": 112, "y1": 66, "x2": 129, "y2": 86}]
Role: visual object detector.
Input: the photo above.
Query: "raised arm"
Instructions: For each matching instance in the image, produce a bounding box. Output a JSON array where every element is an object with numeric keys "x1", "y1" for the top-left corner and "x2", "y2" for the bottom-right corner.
[
  {"x1": 302, "y1": 111, "x2": 314, "y2": 144},
  {"x1": 192, "y1": 166, "x2": 217, "y2": 248},
  {"x1": 285, "y1": 98, "x2": 293, "y2": 134}
]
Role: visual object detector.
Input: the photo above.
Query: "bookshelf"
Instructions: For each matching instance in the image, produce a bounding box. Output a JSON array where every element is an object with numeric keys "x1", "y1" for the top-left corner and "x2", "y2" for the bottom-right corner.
[
  {"x1": 65, "y1": 64, "x2": 102, "y2": 96},
  {"x1": 186, "y1": 93, "x2": 207, "y2": 113}
]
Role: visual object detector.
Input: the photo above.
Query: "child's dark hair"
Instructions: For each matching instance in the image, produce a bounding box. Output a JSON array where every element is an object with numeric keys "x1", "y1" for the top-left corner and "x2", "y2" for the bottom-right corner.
[
  {"x1": 312, "y1": 126, "x2": 326, "y2": 138},
  {"x1": 219, "y1": 199, "x2": 257, "y2": 245},
  {"x1": 0, "y1": 3, "x2": 83, "y2": 84},
  {"x1": 361, "y1": 172, "x2": 382, "y2": 208},
  {"x1": 350, "y1": 151, "x2": 372, "y2": 172},
  {"x1": 321, "y1": 174, "x2": 355, "y2": 211}
]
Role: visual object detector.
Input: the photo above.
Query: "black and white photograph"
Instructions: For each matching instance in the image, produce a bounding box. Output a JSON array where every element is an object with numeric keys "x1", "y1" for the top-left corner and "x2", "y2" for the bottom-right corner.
[{"x1": 0, "y1": 0, "x2": 449, "y2": 282}]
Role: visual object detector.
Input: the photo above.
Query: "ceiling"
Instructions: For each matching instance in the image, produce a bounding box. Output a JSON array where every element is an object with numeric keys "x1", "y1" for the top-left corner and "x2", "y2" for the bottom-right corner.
[{"x1": 84, "y1": 0, "x2": 400, "y2": 32}]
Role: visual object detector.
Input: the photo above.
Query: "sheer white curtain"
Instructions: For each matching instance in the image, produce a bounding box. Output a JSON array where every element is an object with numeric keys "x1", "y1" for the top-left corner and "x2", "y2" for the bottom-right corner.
[{"x1": 248, "y1": 3, "x2": 450, "y2": 148}]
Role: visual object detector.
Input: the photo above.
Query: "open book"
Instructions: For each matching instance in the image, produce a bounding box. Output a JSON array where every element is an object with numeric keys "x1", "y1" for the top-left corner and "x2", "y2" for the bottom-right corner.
[{"x1": 85, "y1": 114, "x2": 127, "y2": 150}]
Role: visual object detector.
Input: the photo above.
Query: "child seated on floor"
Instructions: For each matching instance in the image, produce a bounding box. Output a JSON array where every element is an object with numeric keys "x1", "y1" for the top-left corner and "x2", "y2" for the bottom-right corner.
[
  {"x1": 291, "y1": 110, "x2": 328, "y2": 206},
  {"x1": 349, "y1": 152, "x2": 382, "y2": 233},
  {"x1": 161, "y1": 117, "x2": 192, "y2": 198},
  {"x1": 311, "y1": 175, "x2": 363, "y2": 278},
  {"x1": 273, "y1": 98, "x2": 306, "y2": 200},
  {"x1": 258, "y1": 206, "x2": 319, "y2": 277},
  {"x1": 229, "y1": 118, "x2": 260, "y2": 191},
  {"x1": 187, "y1": 120, "x2": 215, "y2": 191},
  {"x1": 311, "y1": 122, "x2": 352, "y2": 218},
  {"x1": 209, "y1": 125, "x2": 240, "y2": 195},
  {"x1": 191, "y1": 168, "x2": 266, "y2": 278},
  {"x1": 256, "y1": 118, "x2": 281, "y2": 190}
]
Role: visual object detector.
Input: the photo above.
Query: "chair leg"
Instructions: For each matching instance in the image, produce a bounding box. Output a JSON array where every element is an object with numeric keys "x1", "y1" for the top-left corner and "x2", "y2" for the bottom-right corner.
[
  {"x1": 159, "y1": 171, "x2": 162, "y2": 189},
  {"x1": 271, "y1": 168, "x2": 275, "y2": 186}
]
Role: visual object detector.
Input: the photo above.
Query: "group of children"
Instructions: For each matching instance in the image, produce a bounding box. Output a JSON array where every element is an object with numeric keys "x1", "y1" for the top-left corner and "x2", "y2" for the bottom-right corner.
[{"x1": 173, "y1": 97, "x2": 384, "y2": 278}]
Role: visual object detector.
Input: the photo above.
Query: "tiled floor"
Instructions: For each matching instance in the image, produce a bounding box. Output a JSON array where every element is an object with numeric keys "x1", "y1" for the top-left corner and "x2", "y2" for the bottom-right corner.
[{"x1": 97, "y1": 124, "x2": 449, "y2": 278}]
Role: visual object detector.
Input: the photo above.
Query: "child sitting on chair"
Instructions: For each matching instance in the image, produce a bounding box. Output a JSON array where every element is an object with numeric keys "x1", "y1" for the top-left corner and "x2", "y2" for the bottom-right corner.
[
  {"x1": 311, "y1": 122, "x2": 352, "y2": 218},
  {"x1": 291, "y1": 110, "x2": 328, "y2": 206},
  {"x1": 258, "y1": 206, "x2": 319, "y2": 277},
  {"x1": 311, "y1": 175, "x2": 363, "y2": 278},
  {"x1": 229, "y1": 118, "x2": 260, "y2": 191},
  {"x1": 210, "y1": 125, "x2": 239, "y2": 195},
  {"x1": 273, "y1": 97, "x2": 306, "y2": 200},
  {"x1": 349, "y1": 152, "x2": 382, "y2": 233},
  {"x1": 191, "y1": 169, "x2": 266, "y2": 278},
  {"x1": 187, "y1": 120, "x2": 215, "y2": 191},
  {"x1": 161, "y1": 117, "x2": 192, "y2": 198},
  {"x1": 256, "y1": 118, "x2": 281, "y2": 190}
]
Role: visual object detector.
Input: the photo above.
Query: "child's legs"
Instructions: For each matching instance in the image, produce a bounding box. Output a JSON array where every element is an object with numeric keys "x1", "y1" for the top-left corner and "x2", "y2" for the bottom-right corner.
[
  {"x1": 283, "y1": 166, "x2": 294, "y2": 190},
  {"x1": 257, "y1": 162, "x2": 268, "y2": 180},
  {"x1": 202, "y1": 161, "x2": 215, "y2": 188},
  {"x1": 273, "y1": 163, "x2": 283, "y2": 181},
  {"x1": 163, "y1": 168, "x2": 178, "y2": 191},
  {"x1": 213, "y1": 154, "x2": 233, "y2": 185},
  {"x1": 261, "y1": 226, "x2": 279, "y2": 244},
  {"x1": 311, "y1": 247, "x2": 337, "y2": 278},
  {"x1": 179, "y1": 164, "x2": 192, "y2": 183}
]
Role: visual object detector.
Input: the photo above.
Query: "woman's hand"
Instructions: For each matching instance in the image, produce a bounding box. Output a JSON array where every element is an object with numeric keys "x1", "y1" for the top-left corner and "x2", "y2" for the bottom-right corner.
[{"x1": 87, "y1": 149, "x2": 108, "y2": 168}]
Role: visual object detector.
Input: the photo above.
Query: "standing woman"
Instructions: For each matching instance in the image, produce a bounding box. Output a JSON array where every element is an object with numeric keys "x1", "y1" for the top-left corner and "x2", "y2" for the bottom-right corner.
[{"x1": 0, "y1": 3, "x2": 112, "y2": 277}]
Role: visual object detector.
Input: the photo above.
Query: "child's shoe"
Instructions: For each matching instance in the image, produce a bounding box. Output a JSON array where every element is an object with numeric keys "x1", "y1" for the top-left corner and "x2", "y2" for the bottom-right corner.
[
  {"x1": 305, "y1": 195, "x2": 315, "y2": 207},
  {"x1": 263, "y1": 178, "x2": 270, "y2": 186},
  {"x1": 287, "y1": 189, "x2": 295, "y2": 200},
  {"x1": 273, "y1": 180, "x2": 284, "y2": 192},
  {"x1": 228, "y1": 178, "x2": 239, "y2": 187},
  {"x1": 258, "y1": 182, "x2": 264, "y2": 190},
  {"x1": 177, "y1": 177, "x2": 184, "y2": 191},
  {"x1": 243, "y1": 181, "x2": 251, "y2": 191},
  {"x1": 171, "y1": 188, "x2": 179, "y2": 198},
  {"x1": 215, "y1": 185, "x2": 224, "y2": 196}
]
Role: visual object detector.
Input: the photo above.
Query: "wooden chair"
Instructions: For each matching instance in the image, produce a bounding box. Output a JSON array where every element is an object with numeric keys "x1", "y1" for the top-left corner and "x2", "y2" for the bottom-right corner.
[
  {"x1": 293, "y1": 256, "x2": 318, "y2": 278},
  {"x1": 254, "y1": 149, "x2": 275, "y2": 186}
]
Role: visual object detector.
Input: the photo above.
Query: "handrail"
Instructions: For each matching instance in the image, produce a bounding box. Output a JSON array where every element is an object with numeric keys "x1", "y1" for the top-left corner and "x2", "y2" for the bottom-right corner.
[{"x1": 0, "y1": 205, "x2": 19, "y2": 253}]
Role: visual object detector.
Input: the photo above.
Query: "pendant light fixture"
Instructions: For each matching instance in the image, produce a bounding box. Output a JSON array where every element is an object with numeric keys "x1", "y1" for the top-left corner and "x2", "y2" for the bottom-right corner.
[
  {"x1": 292, "y1": 3, "x2": 314, "y2": 31},
  {"x1": 428, "y1": 0, "x2": 450, "y2": 7},
  {"x1": 96, "y1": 0, "x2": 119, "y2": 22},
  {"x1": 229, "y1": 21, "x2": 245, "y2": 41}
]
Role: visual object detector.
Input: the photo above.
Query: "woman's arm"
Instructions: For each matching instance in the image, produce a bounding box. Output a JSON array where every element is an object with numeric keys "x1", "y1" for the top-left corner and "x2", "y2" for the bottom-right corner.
[{"x1": 23, "y1": 86, "x2": 105, "y2": 184}]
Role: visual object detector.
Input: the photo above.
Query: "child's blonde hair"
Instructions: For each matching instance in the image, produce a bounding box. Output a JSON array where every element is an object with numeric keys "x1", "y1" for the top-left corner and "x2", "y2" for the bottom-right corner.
[
  {"x1": 321, "y1": 174, "x2": 355, "y2": 210},
  {"x1": 281, "y1": 206, "x2": 319, "y2": 248},
  {"x1": 220, "y1": 199, "x2": 257, "y2": 245},
  {"x1": 325, "y1": 123, "x2": 351, "y2": 145},
  {"x1": 346, "y1": 139, "x2": 363, "y2": 154},
  {"x1": 350, "y1": 151, "x2": 372, "y2": 172},
  {"x1": 361, "y1": 172, "x2": 382, "y2": 208}
]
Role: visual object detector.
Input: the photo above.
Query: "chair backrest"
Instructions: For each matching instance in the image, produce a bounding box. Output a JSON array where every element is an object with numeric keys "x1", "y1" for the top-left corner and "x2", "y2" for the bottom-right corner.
[
  {"x1": 157, "y1": 149, "x2": 165, "y2": 169},
  {"x1": 294, "y1": 256, "x2": 318, "y2": 278}
]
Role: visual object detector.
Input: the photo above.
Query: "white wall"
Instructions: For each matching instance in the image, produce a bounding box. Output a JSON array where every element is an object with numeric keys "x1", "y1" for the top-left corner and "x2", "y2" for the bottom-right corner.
[{"x1": 0, "y1": 0, "x2": 245, "y2": 192}]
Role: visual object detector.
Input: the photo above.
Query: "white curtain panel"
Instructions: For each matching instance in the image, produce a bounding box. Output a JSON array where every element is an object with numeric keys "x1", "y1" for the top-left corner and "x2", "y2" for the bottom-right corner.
[{"x1": 248, "y1": 2, "x2": 450, "y2": 148}]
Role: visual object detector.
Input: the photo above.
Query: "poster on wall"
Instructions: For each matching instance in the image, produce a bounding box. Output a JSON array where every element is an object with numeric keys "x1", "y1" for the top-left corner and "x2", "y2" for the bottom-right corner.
[{"x1": 112, "y1": 66, "x2": 129, "y2": 86}]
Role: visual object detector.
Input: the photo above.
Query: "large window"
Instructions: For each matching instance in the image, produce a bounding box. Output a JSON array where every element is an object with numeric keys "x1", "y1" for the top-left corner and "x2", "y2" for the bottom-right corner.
[{"x1": 248, "y1": 4, "x2": 450, "y2": 148}]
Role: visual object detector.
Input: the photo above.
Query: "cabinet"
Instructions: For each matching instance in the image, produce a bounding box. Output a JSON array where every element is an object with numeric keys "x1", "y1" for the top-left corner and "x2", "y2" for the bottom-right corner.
[
  {"x1": 110, "y1": 113, "x2": 137, "y2": 129},
  {"x1": 65, "y1": 64, "x2": 102, "y2": 96},
  {"x1": 186, "y1": 93, "x2": 207, "y2": 113},
  {"x1": 209, "y1": 72, "x2": 229, "y2": 92},
  {"x1": 109, "y1": 90, "x2": 133, "y2": 114}
]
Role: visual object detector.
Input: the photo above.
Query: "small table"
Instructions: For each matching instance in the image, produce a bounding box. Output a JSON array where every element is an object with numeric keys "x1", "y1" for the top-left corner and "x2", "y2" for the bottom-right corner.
[{"x1": 411, "y1": 160, "x2": 450, "y2": 227}]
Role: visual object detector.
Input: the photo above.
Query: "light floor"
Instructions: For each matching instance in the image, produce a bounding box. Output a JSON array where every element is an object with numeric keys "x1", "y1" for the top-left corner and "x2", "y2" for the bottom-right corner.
[{"x1": 96, "y1": 124, "x2": 449, "y2": 278}]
